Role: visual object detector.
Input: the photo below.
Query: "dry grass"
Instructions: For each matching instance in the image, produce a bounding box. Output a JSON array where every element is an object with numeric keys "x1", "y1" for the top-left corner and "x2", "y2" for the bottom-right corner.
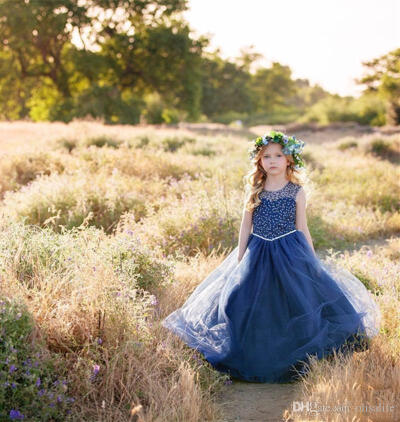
[
  {"x1": 0, "y1": 120, "x2": 398, "y2": 421},
  {"x1": 283, "y1": 237, "x2": 400, "y2": 422}
]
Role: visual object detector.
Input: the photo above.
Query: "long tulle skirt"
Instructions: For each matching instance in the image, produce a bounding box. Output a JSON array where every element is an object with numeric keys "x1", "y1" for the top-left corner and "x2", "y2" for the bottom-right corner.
[{"x1": 161, "y1": 230, "x2": 381, "y2": 383}]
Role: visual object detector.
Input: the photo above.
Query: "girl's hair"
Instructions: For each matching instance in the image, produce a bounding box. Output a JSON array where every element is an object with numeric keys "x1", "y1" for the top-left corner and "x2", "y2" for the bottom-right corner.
[{"x1": 243, "y1": 143, "x2": 304, "y2": 212}]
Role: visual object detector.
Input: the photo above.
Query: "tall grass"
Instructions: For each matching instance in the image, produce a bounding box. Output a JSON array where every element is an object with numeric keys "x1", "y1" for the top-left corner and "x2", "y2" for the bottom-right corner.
[
  {"x1": 0, "y1": 121, "x2": 398, "y2": 420},
  {"x1": 284, "y1": 237, "x2": 400, "y2": 421}
]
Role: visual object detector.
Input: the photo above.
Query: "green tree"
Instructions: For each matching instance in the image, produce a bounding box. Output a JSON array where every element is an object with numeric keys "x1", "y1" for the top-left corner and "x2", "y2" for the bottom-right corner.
[
  {"x1": 357, "y1": 47, "x2": 400, "y2": 125},
  {"x1": 0, "y1": 0, "x2": 204, "y2": 122},
  {"x1": 200, "y1": 52, "x2": 254, "y2": 118},
  {"x1": 250, "y1": 62, "x2": 297, "y2": 113}
]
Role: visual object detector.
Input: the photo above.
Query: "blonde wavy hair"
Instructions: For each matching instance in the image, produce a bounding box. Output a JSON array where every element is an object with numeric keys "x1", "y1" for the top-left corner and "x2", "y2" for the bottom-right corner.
[{"x1": 243, "y1": 144, "x2": 305, "y2": 212}]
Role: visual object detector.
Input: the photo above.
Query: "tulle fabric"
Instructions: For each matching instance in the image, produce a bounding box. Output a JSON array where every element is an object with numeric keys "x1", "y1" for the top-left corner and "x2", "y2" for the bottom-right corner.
[{"x1": 161, "y1": 230, "x2": 381, "y2": 383}]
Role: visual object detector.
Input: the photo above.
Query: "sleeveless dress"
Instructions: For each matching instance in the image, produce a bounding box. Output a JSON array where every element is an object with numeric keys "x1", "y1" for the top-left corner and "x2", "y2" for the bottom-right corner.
[{"x1": 161, "y1": 181, "x2": 381, "y2": 383}]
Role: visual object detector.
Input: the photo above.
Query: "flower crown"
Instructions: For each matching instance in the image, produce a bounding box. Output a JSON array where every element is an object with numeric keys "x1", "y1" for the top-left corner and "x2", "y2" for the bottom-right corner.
[{"x1": 248, "y1": 130, "x2": 306, "y2": 169}]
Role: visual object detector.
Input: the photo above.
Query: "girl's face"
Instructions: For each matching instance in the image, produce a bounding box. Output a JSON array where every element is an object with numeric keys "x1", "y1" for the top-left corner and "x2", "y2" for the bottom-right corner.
[{"x1": 260, "y1": 142, "x2": 289, "y2": 175}]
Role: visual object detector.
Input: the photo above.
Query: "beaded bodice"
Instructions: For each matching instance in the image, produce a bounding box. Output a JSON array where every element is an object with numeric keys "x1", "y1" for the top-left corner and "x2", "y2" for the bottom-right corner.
[{"x1": 252, "y1": 181, "x2": 302, "y2": 239}]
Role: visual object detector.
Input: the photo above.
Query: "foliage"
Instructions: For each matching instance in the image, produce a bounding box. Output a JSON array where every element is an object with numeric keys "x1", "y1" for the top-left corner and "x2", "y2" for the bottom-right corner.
[
  {"x1": 0, "y1": 298, "x2": 74, "y2": 421},
  {"x1": 357, "y1": 47, "x2": 400, "y2": 125},
  {"x1": 0, "y1": 0, "x2": 397, "y2": 125}
]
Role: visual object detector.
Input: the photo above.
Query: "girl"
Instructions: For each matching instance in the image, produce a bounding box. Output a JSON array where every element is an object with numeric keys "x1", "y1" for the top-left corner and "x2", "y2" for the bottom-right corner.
[{"x1": 161, "y1": 130, "x2": 381, "y2": 383}]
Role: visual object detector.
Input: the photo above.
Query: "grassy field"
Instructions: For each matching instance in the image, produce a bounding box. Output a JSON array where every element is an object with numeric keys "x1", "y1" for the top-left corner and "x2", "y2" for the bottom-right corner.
[{"x1": 0, "y1": 120, "x2": 399, "y2": 421}]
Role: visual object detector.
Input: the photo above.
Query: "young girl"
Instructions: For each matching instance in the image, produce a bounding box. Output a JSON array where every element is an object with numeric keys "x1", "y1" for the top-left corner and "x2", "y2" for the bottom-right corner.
[{"x1": 161, "y1": 130, "x2": 381, "y2": 383}]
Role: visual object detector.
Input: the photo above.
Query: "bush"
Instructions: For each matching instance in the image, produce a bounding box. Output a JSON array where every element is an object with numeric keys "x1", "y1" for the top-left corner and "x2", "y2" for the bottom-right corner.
[
  {"x1": 84, "y1": 136, "x2": 122, "y2": 149},
  {"x1": 162, "y1": 136, "x2": 196, "y2": 152},
  {"x1": 56, "y1": 137, "x2": 79, "y2": 153},
  {"x1": 365, "y1": 137, "x2": 400, "y2": 164},
  {"x1": 338, "y1": 137, "x2": 358, "y2": 151},
  {"x1": 134, "y1": 135, "x2": 151, "y2": 149},
  {"x1": 0, "y1": 298, "x2": 74, "y2": 420},
  {"x1": 162, "y1": 137, "x2": 186, "y2": 152},
  {"x1": 0, "y1": 151, "x2": 67, "y2": 198},
  {"x1": 102, "y1": 230, "x2": 175, "y2": 291},
  {"x1": 192, "y1": 147, "x2": 216, "y2": 157},
  {"x1": 161, "y1": 108, "x2": 181, "y2": 124},
  {"x1": 299, "y1": 93, "x2": 387, "y2": 126},
  {"x1": 159, "y1": 208, "x2": 238, "y2": 258},
  {"x1": 142, "y1": 92, "x2": 187, "y2": 124},
  {"x1": 74, "y1": 85, "x2": 143, "y2": 125},
  {"x1": 0, "y1": 171, "x2": 149, "y2": 235}
]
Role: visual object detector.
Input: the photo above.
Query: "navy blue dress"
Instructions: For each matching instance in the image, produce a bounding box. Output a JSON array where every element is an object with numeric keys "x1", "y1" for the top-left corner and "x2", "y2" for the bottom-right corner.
[{"x1": 161, "y1": 181, "x2": 381, "y2": 383}]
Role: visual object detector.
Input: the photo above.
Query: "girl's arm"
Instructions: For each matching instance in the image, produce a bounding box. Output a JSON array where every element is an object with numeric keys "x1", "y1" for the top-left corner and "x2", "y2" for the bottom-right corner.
[
  {"x1": 237, "y1": 206, "x2": 253, "y2": 263},
  {"x1": 295, "y1": 188, "x2": 316, "y2": 255}
]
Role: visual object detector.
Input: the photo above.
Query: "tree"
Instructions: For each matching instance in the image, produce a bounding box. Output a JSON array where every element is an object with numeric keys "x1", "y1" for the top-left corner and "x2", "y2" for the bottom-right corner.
[
  {"x1": 0, "y1": 0, "x2": 200, "y2": 121},
  {"x1": 250, "y1": 62, "x2": 297, "y2": 113},
  {"x1": 356, "y1": 47, "x2": 400, "y2": 125},
  {"x1": 200, "y1": 52, "x2": 253, "y2": 118}
]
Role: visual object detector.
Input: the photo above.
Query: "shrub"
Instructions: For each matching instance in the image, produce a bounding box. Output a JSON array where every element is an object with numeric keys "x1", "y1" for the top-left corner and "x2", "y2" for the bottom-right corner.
[
  {"x1": 366, "y1": 137, "x2": 400, "y2": 163},
  {"x1": 1, "y1": 171, "x2": 148, "y2": 234},
  {"x1": 192, "y1": 147, "x2": 216, "y2": 157},
  {"x1": 84, "y1": 136, "x2": 122, "y2": 149},
  {"x1": 0, "y1": 298, "x2": 74, "y2": 420},
  {"x1": 338, "y1": 137, "x2": 358, "y2": 151},
  {"x1": 101, "y1": 230, "x2": 175, "y2": 291},
  {"x1": 162, "y1": 136, "x2": 196, "y2": 152},
  {"x1": 0, "y1": 151, "x2": 67, "y2": 197},
  {"x1": 56, "y1": 137, "x2": 79, "y2": 153},
  {"x1": 160, "y1": 209, "x2": 238, "y2": 258}
]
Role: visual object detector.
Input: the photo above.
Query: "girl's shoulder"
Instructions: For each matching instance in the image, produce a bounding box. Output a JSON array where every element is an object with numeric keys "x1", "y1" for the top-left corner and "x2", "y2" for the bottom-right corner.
[
  {"x1": 287, "y1": 181, "x2": 304, "y2": 200},
  {"x1": 288, "y1": 181, "x2": 303, "y2": 192}
]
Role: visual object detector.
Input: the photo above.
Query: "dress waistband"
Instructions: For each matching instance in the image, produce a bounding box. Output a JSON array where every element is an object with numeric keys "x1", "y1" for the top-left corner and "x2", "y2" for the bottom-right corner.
[{"x1": 251, "y1": 229, "x2": 297, "y2": 241}]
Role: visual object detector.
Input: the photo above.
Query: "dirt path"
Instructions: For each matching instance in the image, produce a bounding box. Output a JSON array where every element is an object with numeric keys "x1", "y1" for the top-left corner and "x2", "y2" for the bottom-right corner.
[{"x1": 215, "y1": 379, "x2": 302, "y2": 422}]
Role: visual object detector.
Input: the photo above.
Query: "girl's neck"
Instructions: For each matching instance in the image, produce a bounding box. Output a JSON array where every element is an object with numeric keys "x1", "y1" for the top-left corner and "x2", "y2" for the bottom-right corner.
[{"x1": 264, "y1": 177, "x2": 289, "y2": 190}]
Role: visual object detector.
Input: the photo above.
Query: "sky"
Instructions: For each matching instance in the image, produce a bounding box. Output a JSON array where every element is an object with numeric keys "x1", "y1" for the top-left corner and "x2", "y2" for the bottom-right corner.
[{"x1": 183, "y1": 0, "x2": 400, "y2": 97}]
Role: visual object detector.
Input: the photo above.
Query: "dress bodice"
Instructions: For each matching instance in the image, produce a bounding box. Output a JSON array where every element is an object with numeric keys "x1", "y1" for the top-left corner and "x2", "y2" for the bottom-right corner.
[{"x1": 252, "y1": 181, "x2": 302, "y2": 239}]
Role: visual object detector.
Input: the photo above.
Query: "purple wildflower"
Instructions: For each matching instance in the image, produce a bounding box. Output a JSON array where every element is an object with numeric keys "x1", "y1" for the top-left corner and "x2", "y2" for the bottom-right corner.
[
  {"x1": 93, "y1": 364, "x2": 100, "y2": 376},
  {"x1": 9, "y1": 410, "x2": 24, "y2": 420}
]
